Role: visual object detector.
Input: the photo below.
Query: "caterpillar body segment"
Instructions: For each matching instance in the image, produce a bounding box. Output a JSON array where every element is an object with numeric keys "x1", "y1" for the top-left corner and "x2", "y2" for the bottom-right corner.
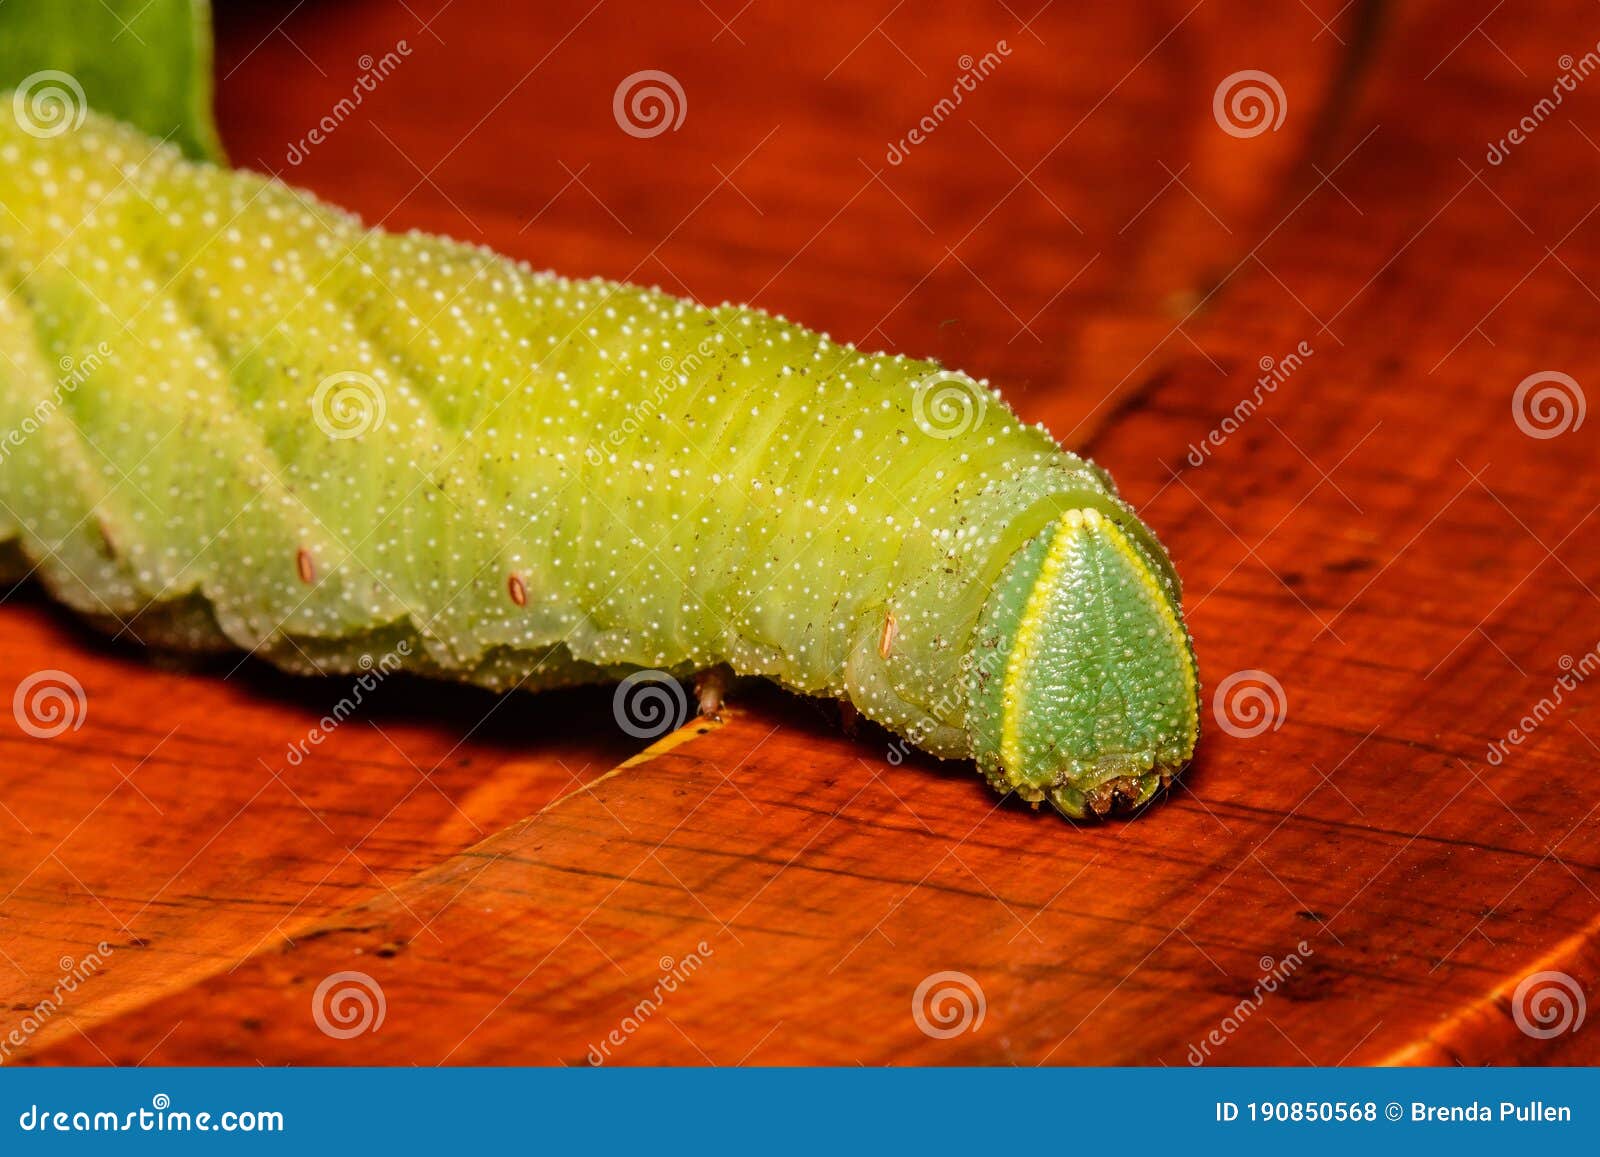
[{"x1": 0, "y1": 102, "x2": 1199, "y2": 818}]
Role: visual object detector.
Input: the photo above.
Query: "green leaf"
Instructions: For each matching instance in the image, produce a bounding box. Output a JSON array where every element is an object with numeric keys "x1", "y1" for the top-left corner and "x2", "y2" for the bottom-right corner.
[{"x1": 0, "y1": 0, "x2": 223, "y2": 163}]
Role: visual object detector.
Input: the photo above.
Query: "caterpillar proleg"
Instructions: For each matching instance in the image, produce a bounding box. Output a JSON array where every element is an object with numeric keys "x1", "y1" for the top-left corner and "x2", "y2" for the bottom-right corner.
[{"x1": 0, "y1": 101, "x2": 1199, "y2": 819}]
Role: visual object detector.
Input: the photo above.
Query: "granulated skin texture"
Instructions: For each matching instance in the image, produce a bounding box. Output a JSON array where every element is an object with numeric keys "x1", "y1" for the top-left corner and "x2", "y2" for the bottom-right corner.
[{"x1": 0, "y1": 101, "x2": 1199, "y2": 818}]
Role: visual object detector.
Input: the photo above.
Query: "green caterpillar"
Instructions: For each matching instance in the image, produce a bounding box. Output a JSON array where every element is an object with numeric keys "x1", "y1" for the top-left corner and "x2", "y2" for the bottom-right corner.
[{"x1": 0, "y1": 100, "x2": 1199, "y2": 819}]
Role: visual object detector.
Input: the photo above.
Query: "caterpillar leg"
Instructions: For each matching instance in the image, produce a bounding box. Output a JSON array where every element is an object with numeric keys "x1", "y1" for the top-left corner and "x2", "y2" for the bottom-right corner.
[
  {"x1": 694, "y1": 664, "x2": 734, "y2": 720},
  {"x1": 0, "y1": 539, "x2": 29, "y2": 586}
]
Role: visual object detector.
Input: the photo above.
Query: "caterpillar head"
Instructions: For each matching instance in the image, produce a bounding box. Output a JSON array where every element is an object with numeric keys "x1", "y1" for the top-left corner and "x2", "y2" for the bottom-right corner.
[{"x1": 965, "y1": 506, "x2": 1200, "y2": 819}]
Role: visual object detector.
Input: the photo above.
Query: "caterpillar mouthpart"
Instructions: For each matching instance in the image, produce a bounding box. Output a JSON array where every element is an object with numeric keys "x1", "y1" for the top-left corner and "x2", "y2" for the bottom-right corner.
[{"x1": 966, "y1": 507, "x2": 1200, "y2": 820}]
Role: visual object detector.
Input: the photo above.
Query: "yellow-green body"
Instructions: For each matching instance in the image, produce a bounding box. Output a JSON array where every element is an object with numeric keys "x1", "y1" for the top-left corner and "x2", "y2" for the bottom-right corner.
[{"x1": 0, "y1": 102, "x2": 1198, "y2": 818}]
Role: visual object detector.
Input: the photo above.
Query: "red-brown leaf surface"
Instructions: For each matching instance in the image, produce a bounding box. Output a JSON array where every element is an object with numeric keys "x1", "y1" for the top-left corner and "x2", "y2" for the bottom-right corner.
[{"x1": 3, "y1": 0, "x2": 1598, "y2": 1065}]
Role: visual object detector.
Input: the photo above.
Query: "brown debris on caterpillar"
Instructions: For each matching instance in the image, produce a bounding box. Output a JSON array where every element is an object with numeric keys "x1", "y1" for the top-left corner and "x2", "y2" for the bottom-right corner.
[{"x1": 94, "y1": 514, "x2": 119, "y2": 558}]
